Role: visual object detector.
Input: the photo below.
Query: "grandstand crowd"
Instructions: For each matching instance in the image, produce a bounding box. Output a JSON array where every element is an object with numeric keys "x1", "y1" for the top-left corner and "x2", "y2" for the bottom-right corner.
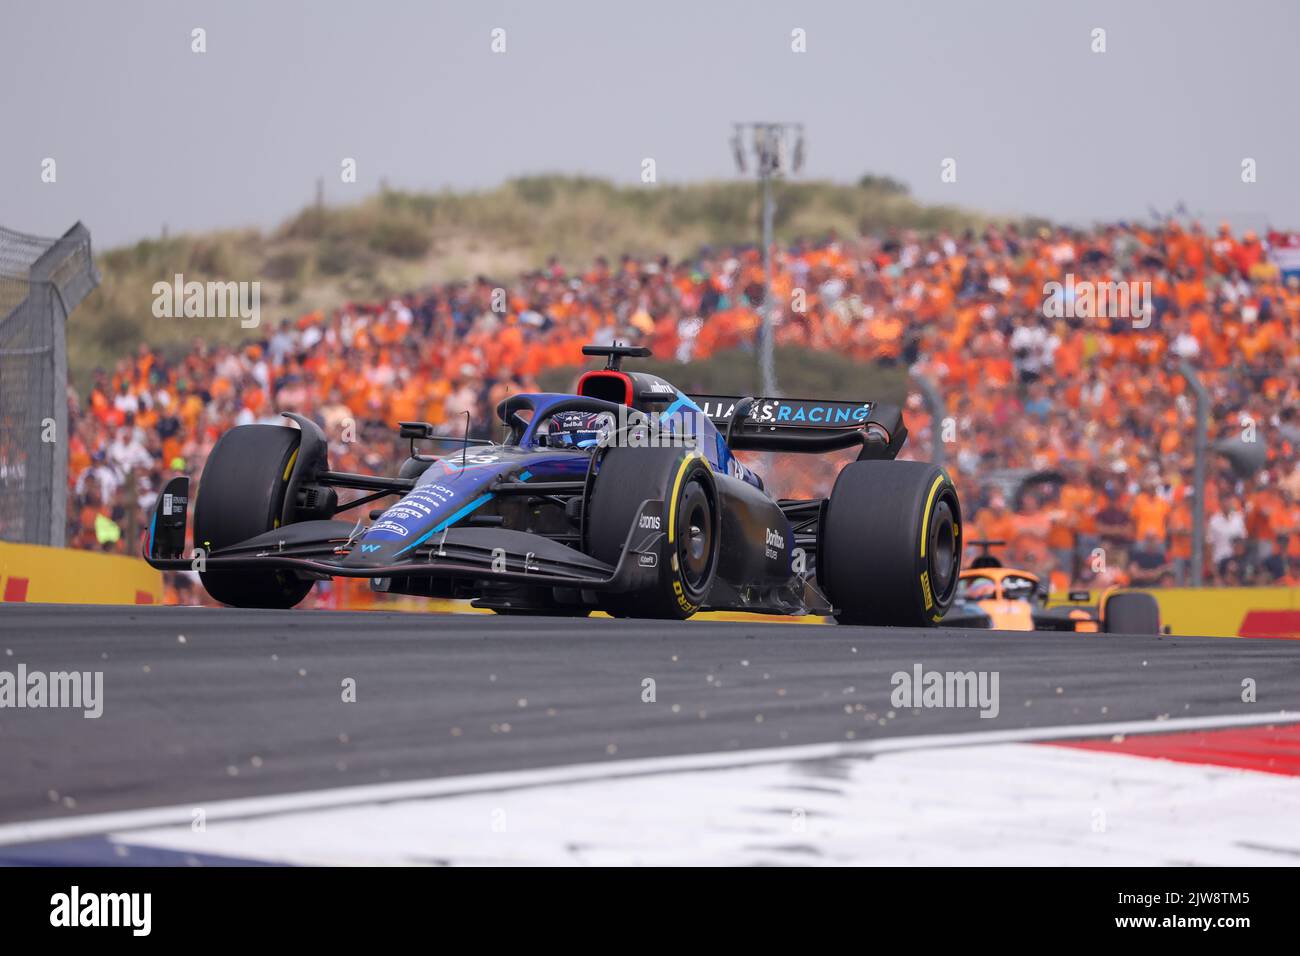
[{"x1": 68, "y1": 220, "x2": 1300, "y2": 598}]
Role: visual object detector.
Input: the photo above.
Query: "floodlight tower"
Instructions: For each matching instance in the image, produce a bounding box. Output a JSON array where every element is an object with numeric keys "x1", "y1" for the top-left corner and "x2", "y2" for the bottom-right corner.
[{"x1": 730, "y1": 122, "x2": 804, "y2": 396}]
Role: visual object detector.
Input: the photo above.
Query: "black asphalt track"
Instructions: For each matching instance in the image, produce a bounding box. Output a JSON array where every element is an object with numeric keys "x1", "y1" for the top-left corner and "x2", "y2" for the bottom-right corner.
[{"x1": 1, "y1": 604, "x2": 1296, "y2": 827}]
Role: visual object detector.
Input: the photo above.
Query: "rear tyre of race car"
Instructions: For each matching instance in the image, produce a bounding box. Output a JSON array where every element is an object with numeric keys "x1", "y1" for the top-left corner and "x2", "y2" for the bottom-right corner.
[
  {"x1": 820, "y1": 460, "x2": 961, "y2": 627},
  {"x1": 585, "y1": 447, "x2": 719, "y2": 620},
  {"x1": 1101, "y1": 591, "x2": 1160, "y2": 634},
  {"x1": 193, "y1": 424, "x2": 315, "y2": 610}
]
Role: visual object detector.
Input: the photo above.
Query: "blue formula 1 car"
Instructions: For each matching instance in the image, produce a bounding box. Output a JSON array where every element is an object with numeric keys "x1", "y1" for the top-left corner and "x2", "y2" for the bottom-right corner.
[{"x1": 144, "y1": 344, "x2": 962, "y2": 625}]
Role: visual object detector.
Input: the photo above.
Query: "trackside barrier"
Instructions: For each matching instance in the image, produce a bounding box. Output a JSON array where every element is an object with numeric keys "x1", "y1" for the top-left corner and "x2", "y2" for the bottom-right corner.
[
  {"x1": 25, "y1": 553, "x2": 1269, "y2": 634},
  {"x1": 0, "y1": 542, "x2": 162, "y2": 605},
  {"x1": 1144, "y1": 587, "x2": 1300, "y2": 639},
  {"x1": 1051, "y1": 587, "x2": 1300, "y2": 639}
]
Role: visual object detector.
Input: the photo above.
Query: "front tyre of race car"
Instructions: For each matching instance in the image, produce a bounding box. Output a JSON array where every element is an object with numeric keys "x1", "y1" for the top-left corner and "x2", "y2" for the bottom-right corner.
[
  {"x1": 193, "y1": 424, "x2": 315, "y2": 609},
  {"x1": 820, "y1": 460, "x2": 961, "y2": 627},
  {"x1": 1100, "y1": 590, "x2": 1160, "y2": 634},
  {"x1": 585, "y1": 446, "x2": 720, "y2": 620}
]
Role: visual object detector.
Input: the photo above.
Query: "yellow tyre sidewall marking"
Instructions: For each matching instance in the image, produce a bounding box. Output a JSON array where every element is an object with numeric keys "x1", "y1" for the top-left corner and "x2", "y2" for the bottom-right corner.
[
  {"x1": 666, "y1": 454, "x2": 704, "y2": 545},
  {"x1": 919, "y1": 474, "x2": 947, "y2": 613},
  {"x1": 666, "y1": 453, "x2": 705, "y2": 612},
  {"x1": 275, "y1": 447, "x2": 300, "y2": 529},
  {"x1": 919, "y1": 474, "x2": 945, "y2": 559}
]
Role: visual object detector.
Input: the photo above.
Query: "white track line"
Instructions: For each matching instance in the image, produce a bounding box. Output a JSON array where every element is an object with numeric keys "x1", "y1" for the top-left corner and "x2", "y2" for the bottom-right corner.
[{"x1": 1, "y1": 709, "x2": 1294, "y2": 847}]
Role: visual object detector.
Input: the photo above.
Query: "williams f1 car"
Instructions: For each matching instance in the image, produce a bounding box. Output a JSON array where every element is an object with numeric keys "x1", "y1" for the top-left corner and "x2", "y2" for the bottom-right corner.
[{"x1": 144, "y1": 344, "x2": 962, "y2": 625}]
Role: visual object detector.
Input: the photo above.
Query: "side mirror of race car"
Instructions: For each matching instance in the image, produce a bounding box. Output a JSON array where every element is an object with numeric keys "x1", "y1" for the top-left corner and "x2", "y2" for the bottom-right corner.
[{"x1": 399, "y1": 421, "x2": 437, "y2": 440}]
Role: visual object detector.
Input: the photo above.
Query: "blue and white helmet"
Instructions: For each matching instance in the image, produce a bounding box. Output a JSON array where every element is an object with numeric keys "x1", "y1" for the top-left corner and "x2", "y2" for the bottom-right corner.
[{"x1": 547, "y1": 410, "x2": 614, "y2": 449}]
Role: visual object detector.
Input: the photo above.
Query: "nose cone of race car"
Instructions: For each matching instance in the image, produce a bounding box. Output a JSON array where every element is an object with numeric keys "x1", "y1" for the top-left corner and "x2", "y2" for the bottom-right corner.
[
  {"x1": 345, "y1": 463, "x2": 506, "y2": 568},
  {"x1": 343, "y1": 536, "x2": 405, "y2": 568},
  {"x1": 977, "y1": 599, "x2": 1036, "y2": 631}
]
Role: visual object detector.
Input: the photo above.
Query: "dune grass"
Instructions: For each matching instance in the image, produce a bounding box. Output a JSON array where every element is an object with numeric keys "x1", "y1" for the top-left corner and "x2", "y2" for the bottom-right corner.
[{"x1": 69, "y1": 175, "x2": 990, "y2": 385}]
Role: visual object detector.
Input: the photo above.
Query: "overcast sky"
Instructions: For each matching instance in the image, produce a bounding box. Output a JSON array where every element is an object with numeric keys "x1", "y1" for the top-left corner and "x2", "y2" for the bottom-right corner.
[{"x1": 2, "y1": 0, "x2": 1297, "y2": 249}]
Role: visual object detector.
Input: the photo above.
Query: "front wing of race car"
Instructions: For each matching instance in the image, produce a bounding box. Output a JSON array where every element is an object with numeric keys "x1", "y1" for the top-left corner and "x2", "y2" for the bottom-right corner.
[
  {"x1": 943, "y1": 600, "x2": 1102, "y2": 632},
  {"x1": 144, "y1": 476, "x2": 665, "y2": 594}
]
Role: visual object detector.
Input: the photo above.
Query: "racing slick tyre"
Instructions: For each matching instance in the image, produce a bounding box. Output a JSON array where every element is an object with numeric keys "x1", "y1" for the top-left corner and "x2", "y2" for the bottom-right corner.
[
  {"x1": 585, "y1": 447, "x2": 720, "y2": 620},
  {"x1": 1101, "y1": 591, "x2": 1160, "y2": 634},
  {"x1": 820, "y1": 460, "x2": 961, "y2": 627},
  {"x1": 193, "y1": 424, "x2": 314, "y2": 609}
]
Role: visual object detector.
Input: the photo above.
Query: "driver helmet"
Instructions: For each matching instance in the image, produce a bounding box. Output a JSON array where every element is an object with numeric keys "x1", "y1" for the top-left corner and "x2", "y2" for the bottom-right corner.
[{"x1": 548, "y1": 410, "x2": 612, "y2": 449}]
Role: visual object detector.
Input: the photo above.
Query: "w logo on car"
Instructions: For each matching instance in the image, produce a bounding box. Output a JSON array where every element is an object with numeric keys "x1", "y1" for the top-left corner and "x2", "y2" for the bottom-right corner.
[{"x1": 360, "y1": 544, "x2": 381, "y2": 553}]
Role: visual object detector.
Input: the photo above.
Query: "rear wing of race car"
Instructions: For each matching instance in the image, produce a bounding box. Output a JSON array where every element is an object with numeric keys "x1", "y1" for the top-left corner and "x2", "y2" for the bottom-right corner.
[{"x1": 686, "y1": 394, "x2": 908, "y2": 460}]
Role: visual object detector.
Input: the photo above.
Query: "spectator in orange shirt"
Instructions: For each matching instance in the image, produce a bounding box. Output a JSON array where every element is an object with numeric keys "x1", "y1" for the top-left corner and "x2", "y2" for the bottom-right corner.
[{"x1": 1131, "y1": 480, "x2": 1171, "y2": 542}]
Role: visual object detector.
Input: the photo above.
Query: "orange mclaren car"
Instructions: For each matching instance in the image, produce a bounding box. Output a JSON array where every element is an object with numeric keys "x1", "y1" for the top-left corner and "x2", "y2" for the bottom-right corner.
[{"x1": 942, "y1": 541, "x2": 1161, "y2": 634}]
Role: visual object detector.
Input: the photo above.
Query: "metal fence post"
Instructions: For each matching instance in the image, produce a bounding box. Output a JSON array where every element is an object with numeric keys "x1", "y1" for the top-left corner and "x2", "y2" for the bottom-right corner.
[
  {"x1": 1179, "y1": 360, "x2": 1208, "y2": 586},
  {"x1": 0, "y1": 222, "x2": 99, "y2": 546},
  {"x1": 913, "y1": 374, "x2": 947, "y2": 467}
]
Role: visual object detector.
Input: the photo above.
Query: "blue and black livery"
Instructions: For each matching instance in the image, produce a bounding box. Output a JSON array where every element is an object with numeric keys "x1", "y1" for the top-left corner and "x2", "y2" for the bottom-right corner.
[{"x1": 145, "y1": 344, "x2": 962, "y2": 625}]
